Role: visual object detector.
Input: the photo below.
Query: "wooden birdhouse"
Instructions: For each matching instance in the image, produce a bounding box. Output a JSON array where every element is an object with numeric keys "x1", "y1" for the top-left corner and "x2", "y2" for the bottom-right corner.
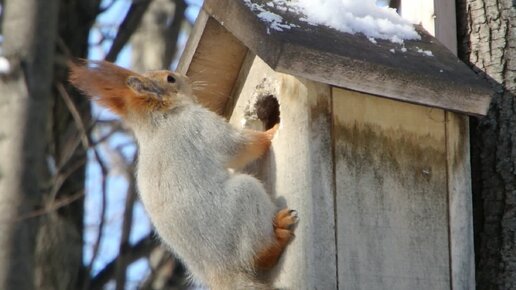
[{"x1": 178, "y1": 0, "x2": 493, "y2": 289}]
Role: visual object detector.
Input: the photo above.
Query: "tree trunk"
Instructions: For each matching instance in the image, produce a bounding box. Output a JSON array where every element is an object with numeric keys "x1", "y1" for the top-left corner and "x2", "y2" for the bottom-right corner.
[
  {"x1": 0, "y1": 1, "x2": 59, "y2": 289},
  {"x1": 457, "y1": 0, "x2": 516, "y2": 289},
  {"x1": 131, "y1": 0, "x2": 186, "y2": 71},
  {"x1": 34, "y1": 1, "x2": 100, "y2": 290},
  {"x1": 0, "y1": 0, "x2": 100, "y2": 289}
]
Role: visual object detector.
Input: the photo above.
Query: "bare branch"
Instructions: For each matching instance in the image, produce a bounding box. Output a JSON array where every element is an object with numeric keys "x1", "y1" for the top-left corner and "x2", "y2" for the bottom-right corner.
[
  {"x1": 57, "y1": 83, "x2": 90, "y2": 148},
  {"x1": 163, "y1": 0, "x2": 187, "y2": 68},
  {"x1": 139, "y1": 247, "x2": 189, "y2": 290},
  {"x1": 91, "y1": 234, "x2": 160, "y2": 290},
  {"x1": 105, "y1": 0, "x2": 152, "y2": 62},
  {"x1": 115, "y1": 170, "x2": 138, "y2": 290},
  {"x1": 82, "y1": 160, "x2": 108, "y2": 290},
  {"x1": 14, "y1": 190, "x2": 85, "y2": 221}
]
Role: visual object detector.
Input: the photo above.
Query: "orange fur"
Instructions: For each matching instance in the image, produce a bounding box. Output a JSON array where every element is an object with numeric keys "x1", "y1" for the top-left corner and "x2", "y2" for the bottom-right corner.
[
  {"x1": 254, "y1": 208, "x2": 297, "y2": 270},
  {"x1": 227, "y1": 124, "x2": 279, "y2": 169},
  {"x1": 68, "y1": 59, "x2": 161, "y2": 117}
]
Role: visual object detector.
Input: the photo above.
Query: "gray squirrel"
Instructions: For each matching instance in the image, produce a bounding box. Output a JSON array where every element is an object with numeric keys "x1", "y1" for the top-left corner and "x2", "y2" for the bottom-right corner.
[{"x1": 68, "y1": 60, "x2": 298, "y2": 290}]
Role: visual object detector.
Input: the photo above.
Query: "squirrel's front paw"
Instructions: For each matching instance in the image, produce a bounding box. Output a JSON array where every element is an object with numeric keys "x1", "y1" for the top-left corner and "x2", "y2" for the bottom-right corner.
[{"x1": 265, "y1": 123, "x2": 280, "y2": 140}]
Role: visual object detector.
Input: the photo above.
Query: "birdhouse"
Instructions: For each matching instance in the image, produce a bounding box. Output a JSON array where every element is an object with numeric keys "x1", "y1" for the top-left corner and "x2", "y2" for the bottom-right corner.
[{"x1": 178, "y1": 0, "x2": 493, "y2": 289}]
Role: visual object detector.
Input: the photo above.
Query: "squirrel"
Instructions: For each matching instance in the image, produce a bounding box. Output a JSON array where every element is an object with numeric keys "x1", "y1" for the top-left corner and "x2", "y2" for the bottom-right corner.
[{"x1": 68, "y1": 60, "x2": 298, "y2": 290}]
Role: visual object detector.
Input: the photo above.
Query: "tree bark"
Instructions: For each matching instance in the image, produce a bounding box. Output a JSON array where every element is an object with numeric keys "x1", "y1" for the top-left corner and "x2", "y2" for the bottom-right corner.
[
  {"x1": 33, "y1": 1, "x2": 100, "y2": 290},
  {"x1": 131, "y1": 0, "x2": 186, "y2": 72},
  {"x1": 457, "y1": 0, "x2": 516, "y2": 289},
  {"x1": 0, "y1": 0, "x2": 100, "y2": 289},
  {"x1": 0, "y1": 1, "x2": 59, "y2": 289}
]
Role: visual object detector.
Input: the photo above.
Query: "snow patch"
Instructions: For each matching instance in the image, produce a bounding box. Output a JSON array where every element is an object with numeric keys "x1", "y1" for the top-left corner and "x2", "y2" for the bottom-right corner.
[
  {"x1": 0, "y1": 57, "x2": 10, "y2": 74},
  {"x1": 242, "y1": 0, "x2": 421, "y2": 44},
  {"x1": 416, "y1": 47, "x2": 433, "y2": 56}
]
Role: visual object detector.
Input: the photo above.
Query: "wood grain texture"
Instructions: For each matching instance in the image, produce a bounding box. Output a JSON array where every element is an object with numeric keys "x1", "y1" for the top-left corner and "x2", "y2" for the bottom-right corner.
[
  {"x1": 446, "y1": 112, "x2": 475, "y2": 290},
  {"x1": 203, "y1": 0, "x2": 492, "y2": 116},
  {"x1": 178, "y1": 14, "x2": 248, "y2": 114},
  {"x1": 228, "y1": 56, "x2": 337, "y2": 290},
  {"x1": 333, "y1": 88, "x2": 451, "y2": 290},
  {"x1": 176, "y1": 9, "x2": 208, "y2": 73}
]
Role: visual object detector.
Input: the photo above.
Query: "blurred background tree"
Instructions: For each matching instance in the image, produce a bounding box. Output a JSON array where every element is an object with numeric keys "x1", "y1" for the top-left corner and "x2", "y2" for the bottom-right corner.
[{"x1": 0, "y1": 0, "x2": 201, "y2": 289}]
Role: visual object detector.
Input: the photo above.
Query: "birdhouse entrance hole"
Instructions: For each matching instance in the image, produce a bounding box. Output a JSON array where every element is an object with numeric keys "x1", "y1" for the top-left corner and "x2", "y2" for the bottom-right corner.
[{"x1": 255, "y1": 94, "x2": 280, "y2": 130}]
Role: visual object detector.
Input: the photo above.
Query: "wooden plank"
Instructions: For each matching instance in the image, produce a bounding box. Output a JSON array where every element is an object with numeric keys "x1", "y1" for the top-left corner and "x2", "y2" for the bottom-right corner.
[
  {"x1": 401, "y1": 0, "x2": 457, "y2": 56},
  {"x1": 333, "y1": 88, "x2": 451, "y2": 290},
  {"x1": 274, "y1": 35, "x2": 489, "y2": 117},
  {"x1": 203, "y1": 0, "x2": 492, "y2": 116},
  {"x1": 223, "y1": 50, "x2": 256, "y2": 117},
  {"x1": 446, "y1": 112, "x2": 475, "y2": 290},
  {"x1": 228, "y1": 56, "x2": 337, "y2": 290},
  {"x1": 177, "y1": 14, "x2": 248, "y2": 114},
  {"x1": 434, "y1": 0, "x2": 458, "y2": 55},
  {"x1": 176, "y1": 9, "x2": 209, "y2": 73},
  {"x1": 400, "y1": 1, "x2": 436, "y2": 35}
]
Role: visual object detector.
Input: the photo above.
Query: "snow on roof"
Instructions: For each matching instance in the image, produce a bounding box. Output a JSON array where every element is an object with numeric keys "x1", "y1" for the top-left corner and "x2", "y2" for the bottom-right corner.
[{"x1": 243, "y1": 0, "x2": 420, "y2": 44}]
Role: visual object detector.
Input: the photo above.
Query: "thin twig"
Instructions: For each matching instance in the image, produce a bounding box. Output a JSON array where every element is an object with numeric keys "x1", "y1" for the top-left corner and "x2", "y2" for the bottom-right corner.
[
  {"x1": 58, "y1": 82, "x2": 111, "y2": 290},
  {"x1": 57, "y1": 83, "x2": 90, "y2": 148},
  {"x1": 83, "y1": 156, "x2": 108, "y2": 290},
  {"x1": 105, "y1": 0, "x2": 152, "y2": 62},
  {"x1": 115, "y1": 163, "x2": 138, "y2": 290},
  {"x1": 14, "y1": 190, "x2": 85, "y2": 221},
  {"x1": 91, "y1": 234, "x2": 159, "y2": 290},
  {"x1": 163, "y1": 0, "x2": 187, "y2": 68}
]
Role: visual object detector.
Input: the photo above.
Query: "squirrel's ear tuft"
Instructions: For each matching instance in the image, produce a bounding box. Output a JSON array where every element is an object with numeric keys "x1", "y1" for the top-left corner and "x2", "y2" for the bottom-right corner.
[
  {"x1": 126, "y1": 75, "x2": 166, "y2": 100},
  {"x1": 127, "y1": 76, "x2": 146, "y2": 93},
  {"x1": 68, "y1": 59, "x2": 143, "y2": 117}
]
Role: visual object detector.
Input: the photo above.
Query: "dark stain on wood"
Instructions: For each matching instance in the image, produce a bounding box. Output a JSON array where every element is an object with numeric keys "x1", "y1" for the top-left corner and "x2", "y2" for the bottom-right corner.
[{"x1": 334, "y1": 121, "x2": 447, "y2": 187}]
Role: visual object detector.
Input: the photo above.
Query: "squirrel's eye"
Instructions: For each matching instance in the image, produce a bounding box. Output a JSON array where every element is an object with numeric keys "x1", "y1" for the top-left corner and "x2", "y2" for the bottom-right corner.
[{"x1": 167, "y1": 75, "x2": 176, "y2": 84}]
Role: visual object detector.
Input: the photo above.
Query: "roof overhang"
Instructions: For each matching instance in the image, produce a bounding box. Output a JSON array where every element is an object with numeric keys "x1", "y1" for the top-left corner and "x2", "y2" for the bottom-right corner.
[{"x1": 179, "y1": 0, "x2": 493, "y2": 116}]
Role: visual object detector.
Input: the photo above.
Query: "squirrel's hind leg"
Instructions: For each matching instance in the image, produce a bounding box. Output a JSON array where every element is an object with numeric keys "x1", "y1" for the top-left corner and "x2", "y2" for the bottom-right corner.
[{"x1": 254, "y1": 208, "x2": 298, "y2": 270}]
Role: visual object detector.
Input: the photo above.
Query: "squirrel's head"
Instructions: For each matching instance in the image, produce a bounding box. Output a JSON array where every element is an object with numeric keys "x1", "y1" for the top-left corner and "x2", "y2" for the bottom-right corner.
[{"x1": 68, "y1": 59, "x2": 195, "y2": 119}]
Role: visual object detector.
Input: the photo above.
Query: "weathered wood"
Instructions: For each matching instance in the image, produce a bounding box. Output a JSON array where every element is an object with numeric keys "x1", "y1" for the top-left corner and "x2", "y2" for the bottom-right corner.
[
  {"x1": 228, "y1": 56, "x2": 337, "y2": 290},
  {"x1": 203, "y1": 0, "x2": 492, "y2": 116},
  {"x1": 434, "y1": 0, "x2": 458, "y2": 55},
  {"x1": 177, "y1": 13, "x2": 248, "y2": 114},
  {"x1": 446, "y1": 112, "x2": 475, "y2": 290},
  {"x1": 224, "y1": 50, "x2": 256, "y2": 117},
  {"x1": 333, "y1": 88, "x2": 451, "y2": 290},
  {"x1": 176, "y1": 9, "x2": 208, "y2": 73},
  {"x1": 401, "y1": 0, "x2": 457, "y2": 55}
]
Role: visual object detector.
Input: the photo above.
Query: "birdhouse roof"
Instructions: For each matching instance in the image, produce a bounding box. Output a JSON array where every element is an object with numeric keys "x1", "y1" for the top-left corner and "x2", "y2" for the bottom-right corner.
[{"x1": 179, "y1": 0, "x2": 493, "y2": 116}]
